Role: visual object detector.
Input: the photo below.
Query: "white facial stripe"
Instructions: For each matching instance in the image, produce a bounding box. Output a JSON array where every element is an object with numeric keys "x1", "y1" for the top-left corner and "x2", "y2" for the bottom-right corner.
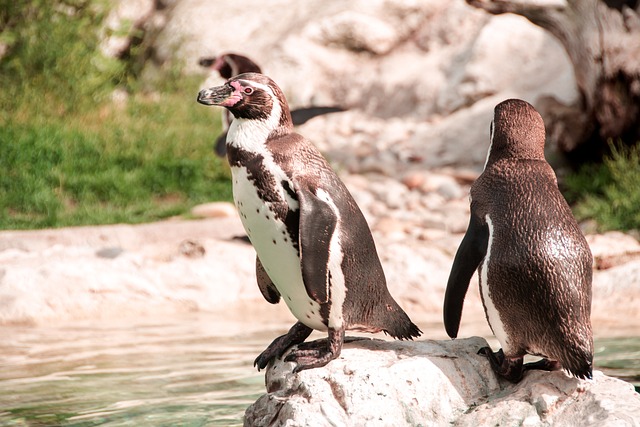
[
  {"x1": 481, "y1": 214, "x2": 510, "y2": 352},
  {"x1": 316, "y1": 188, "x2": 346, "y2": 329},
  {"x1": 483, "y1": 120, "x2": 494, "y2": 171}
]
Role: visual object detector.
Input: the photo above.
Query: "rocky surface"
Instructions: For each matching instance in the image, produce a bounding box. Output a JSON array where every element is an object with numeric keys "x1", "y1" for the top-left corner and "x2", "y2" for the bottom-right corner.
[{"x1": 244, "y1": 336, "x2": 640, "y2": 426}]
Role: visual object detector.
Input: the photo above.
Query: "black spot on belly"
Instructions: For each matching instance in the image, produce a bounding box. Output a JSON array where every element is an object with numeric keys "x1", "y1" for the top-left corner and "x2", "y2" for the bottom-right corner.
[
  {"x1": 287, "y1": 296, "x2": 292, "y2": 301},
  {"x1": 272, "y1": 239, "x2": 276, "y2": 244},
  {"x1": 227, "y1": 145, "x2": 301, "y2": 254},
  {"x1": 256, "y1": 208, "x2": 260, "y2": 213}
]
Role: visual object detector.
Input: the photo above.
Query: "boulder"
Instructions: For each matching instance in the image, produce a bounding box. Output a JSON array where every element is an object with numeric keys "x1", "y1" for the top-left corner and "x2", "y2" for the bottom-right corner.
[{"x1": 245, "y1": 336, "x2": 640, "y2": 426}]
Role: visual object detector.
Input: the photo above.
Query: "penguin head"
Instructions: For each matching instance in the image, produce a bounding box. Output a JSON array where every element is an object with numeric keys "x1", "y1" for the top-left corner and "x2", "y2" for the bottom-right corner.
[
  {"x1": 198, "y1": 53, "x2": 262, "y2": 79},
  {"x1": 197, "y1": 72, "x2": 293, "y2": 128},
  {"x1": 486, "y1": 99, "x2": 546, "y2": 167}
]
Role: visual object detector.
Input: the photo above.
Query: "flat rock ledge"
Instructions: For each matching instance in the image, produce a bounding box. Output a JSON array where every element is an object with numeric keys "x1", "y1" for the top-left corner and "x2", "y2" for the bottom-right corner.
[{"x1": 245, "y1": 337, "x2": 640, "y2": 427}]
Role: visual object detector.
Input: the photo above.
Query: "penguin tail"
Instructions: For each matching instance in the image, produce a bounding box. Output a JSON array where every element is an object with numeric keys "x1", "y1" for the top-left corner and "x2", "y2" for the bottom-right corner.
[
  {"x1": 561, "y1": 343, "x2": 593, "y2": 380},
  {"x1": 380, "y1": 302, "x2": 422, "y2": 340},
  {"x1": 566, "y1": 358, "x2": 593, "y2": 380}
]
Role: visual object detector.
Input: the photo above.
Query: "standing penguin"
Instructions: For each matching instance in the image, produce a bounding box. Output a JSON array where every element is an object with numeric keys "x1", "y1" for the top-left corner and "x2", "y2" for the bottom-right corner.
[
  {"x1": 197, "y1": 73, "x2": 421, "y2": 372},
  {"x1": 443, "y1": 99, "x2": 593, "y2": 383}
]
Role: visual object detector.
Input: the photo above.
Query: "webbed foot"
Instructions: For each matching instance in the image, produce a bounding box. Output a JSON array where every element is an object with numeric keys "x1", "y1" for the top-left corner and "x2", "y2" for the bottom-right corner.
[
  {"x1": 285, "y1": 327, "x2": 345, "y2": 373},
  {"x1": 254, "y1": 322, "x2": 312, "y2": 371},
  {"x1": 523, "y1": 358, "x2": 561, "y2": 372}
]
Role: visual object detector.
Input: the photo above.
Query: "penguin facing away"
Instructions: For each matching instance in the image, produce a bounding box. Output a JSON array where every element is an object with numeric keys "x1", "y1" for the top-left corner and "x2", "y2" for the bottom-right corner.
[
  {"x1": 443, "y1": 99, "x2": 593, "y2": 383},
  {"x1": 197, "y1": 73, "x2": 421, "y2": 372},
  {"x1": 198, "y1": 52, "x2": 344, "y2": 158}
]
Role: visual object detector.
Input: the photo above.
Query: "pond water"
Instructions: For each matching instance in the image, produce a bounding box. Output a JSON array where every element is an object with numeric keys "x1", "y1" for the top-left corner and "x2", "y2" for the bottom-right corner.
[{"x1": 1, "y1": 315, "x2": 638, "y2": 426}]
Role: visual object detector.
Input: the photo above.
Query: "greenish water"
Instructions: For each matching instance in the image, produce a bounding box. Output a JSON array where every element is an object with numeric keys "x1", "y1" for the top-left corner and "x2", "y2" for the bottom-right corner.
[{"x1": 0, "y1": 317, "x2": 638, "y2": 426}]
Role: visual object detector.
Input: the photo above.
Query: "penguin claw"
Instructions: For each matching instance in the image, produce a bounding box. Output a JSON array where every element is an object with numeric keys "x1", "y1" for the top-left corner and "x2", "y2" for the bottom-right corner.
[{"x1": 286, "y1": 349, "x2": 338, "y2": 373}]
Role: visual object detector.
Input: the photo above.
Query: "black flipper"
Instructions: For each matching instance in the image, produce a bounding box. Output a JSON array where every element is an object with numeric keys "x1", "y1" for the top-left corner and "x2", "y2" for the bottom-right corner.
[
  {"x1": 214, "y1": 131, "x2": 228, "y2": 157},
  {"x1": 256, "y1": 255, "x2": 280, "y2": 304},
  {"x1": 297, "y1": 186, "x2": 338, "y2": 305},
  {"x1": 443, "y1": 212, "x2": 489, "y2": 338},
  {"x1": 290, "y1": 106, "x2": 345, "y2": 126}
]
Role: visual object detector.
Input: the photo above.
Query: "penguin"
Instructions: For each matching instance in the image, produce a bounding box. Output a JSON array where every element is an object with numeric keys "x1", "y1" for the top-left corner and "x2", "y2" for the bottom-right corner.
[
  {"x1": 443, "y1": 99, "x2": 593, "y2": 383},
  {"x1": 197, "y1": 73, "x2": 421, "y2": 372},
  {"x1": 198, "y1": 52, "x2": 344, "y2": 157}
]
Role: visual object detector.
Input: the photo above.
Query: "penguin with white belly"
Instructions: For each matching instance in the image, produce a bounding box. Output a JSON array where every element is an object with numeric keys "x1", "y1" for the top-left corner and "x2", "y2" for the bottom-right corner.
[
  {"x1": 197, "y1": 73, "x2": 421, "y2": 372},
  {"x1": 444, "y1": 98, "x2": 593, "y2": 383}
]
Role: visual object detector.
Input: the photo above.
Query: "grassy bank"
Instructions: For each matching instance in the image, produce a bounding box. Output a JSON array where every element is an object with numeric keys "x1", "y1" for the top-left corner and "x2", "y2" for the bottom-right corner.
[
  {"x1": 563, "y1": 142, "x2": 640, "y2": 232},
  {"x1": 0, "y1": 0, "x2": 231, "y2": 230}
]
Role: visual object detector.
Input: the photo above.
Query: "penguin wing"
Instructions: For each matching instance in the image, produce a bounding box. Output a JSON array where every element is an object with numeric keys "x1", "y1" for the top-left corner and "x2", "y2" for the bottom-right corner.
[
  {"x1": 443, "y1": 213, "x2": 489, "y2": 338},
  {"x1": 290, "y1": 106, "x2": 345, "y2": 126},
  {"x1": 256, "y1": 255, "x2": 281, "y2": 304},
  {"x1": 214, "y1": 131, "x2": 228, "y2": 157},
  {"x1": 297, "y1": 186, "x2": 338, "y2": 305}
]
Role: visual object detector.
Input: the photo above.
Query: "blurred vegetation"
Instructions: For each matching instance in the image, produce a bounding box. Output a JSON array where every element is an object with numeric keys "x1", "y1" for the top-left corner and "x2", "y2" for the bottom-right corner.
[
  {"x1": 0, "y1": 1, "x2": 637, "y2": 233},
  {"x1": 563, "y1": 142, "x2": 640, "y2": 232},
  {"x1": 0, "y1": 0, "x2": 230, "y2": 230}
]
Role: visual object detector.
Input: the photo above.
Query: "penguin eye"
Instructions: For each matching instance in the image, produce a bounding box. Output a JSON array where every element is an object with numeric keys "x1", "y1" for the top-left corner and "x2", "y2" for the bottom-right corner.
[{"x1": 243, "y1": 87, "x2": 254, "y2": 95}]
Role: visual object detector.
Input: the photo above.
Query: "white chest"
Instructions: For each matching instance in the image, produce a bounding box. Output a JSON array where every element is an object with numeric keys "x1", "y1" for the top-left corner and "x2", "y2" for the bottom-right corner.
[{"x1": 231, "y1": 165, "x2": 326, "y2": 331}]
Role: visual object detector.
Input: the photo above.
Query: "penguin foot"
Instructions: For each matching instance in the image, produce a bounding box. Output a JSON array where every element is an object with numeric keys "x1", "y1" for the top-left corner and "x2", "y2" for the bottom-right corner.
[
  {"x1": 524, "y1": 358, "x2": 561, "y2": 372},
  {"x1": 254, "y1": 322, "x2": 313, "y2": 371},
  {"x1": 285, "y1": 327, "x2": 345, "y2": 373},
  {"x1": 478, "y1": 347, "x2": 524, "y2": 383}
]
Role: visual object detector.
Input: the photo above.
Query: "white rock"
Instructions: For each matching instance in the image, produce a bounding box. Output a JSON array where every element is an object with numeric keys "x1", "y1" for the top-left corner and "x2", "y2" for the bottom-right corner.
[
  {"x1": 245, "y1": 337, "x2": 640, "y2": 426},
  {"x1": 308, "y1": 10, "x2": 400, "y2": 54}
]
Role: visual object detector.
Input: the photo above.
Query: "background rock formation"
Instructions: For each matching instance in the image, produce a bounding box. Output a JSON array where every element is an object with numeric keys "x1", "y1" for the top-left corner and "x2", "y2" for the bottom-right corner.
[{"x1": 467, "y1": 0, "x2": 640, "y2": 164}]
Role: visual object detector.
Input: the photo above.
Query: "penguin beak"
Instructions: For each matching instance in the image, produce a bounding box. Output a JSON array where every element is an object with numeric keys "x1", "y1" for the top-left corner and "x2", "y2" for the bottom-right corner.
[{"x1": 197, "y1": 84, "x2": 236, "y2": 107}]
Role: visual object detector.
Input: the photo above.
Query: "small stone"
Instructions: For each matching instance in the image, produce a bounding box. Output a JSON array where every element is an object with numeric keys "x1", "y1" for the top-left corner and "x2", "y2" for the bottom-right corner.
[
  {"x1": 178, "y1": 239, "x2": 205, "y2": 258},
  {"x1": 191, "y1": 202, "x2": 237, "y2": 218},
  {"x1": 401, "y1": 171, "x2": 426, "y2": 190},
  {"x1": 95, "y1": 247, "x2": 124, "y2": 259}
]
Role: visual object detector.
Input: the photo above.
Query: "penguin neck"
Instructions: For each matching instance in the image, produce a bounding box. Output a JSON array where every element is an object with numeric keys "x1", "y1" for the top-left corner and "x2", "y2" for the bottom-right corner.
[
  {"x1": 226, "y1": 95, "x2": 293, "y2": 152},
  {"x1": 484, "y1": 144, "x2": 546, "y2": 169},
  {"x1": 227, "y1": 117, "x2": 292, "y2": 153}
]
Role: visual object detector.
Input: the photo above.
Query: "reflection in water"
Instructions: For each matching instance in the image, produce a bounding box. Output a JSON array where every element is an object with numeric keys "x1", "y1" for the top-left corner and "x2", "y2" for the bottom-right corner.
[{"x1": 0, "y1": 316, "x2": 638, "y2": 426}]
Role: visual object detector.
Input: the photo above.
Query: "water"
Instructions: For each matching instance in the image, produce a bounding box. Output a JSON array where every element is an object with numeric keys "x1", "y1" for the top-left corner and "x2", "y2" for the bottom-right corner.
[
  {"x1": 1, "y1": 315, "x2": 638, "y2": 426},
  {"x1": 0, "y1": 317, "x2": 270, "y2": 427}
]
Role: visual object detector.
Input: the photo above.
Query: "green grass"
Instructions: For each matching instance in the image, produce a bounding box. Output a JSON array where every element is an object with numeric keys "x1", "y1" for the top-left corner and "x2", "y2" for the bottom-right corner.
[
  {"x1": 0, "y1": 0, "x2": 232, "y2": 230},
  {"x1": 563, "y1": 142, "x2": 640, "y2": 232}
]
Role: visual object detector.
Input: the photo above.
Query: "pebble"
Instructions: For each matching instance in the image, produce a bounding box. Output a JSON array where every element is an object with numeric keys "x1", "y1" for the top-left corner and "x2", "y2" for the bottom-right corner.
[{"x1": 191, "y1": 202, "x2": 237, "y2": 218}]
